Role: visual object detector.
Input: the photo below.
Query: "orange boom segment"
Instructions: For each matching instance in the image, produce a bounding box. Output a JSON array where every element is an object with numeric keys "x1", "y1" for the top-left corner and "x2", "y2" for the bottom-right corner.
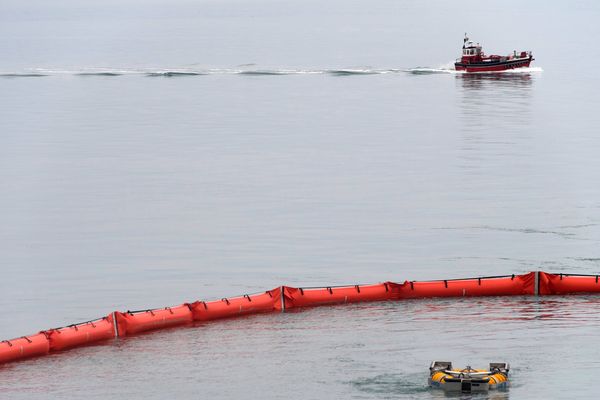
[
  {"x1": 47, "y1": 316, "x2": 116, "y2": 351},
  {"x1": 114, "y1": 304, "x2": 193, "y2": 336},
  {"x1": 0, "y1": 333, "x2": 50, "y2": 364},
  {"x1": 282, "y1": 282, "x2": 401, "y2": 308},
  {"x1": 189, "y1": 289, "x2": 280, "y2": 321},
  {"x1": 539, "y1": 272, "x2": 600, "y2": 295},
  {"x1": 398, "y1": 272, "x2": 536, "y2": 299}
]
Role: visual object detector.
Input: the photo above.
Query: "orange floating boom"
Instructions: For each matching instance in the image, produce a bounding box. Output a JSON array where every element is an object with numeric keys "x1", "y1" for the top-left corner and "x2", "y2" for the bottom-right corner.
[
  {"x1": 189, "y1": 289, "x2": 283, "y2": 321},
  {"x1": 2, "y1": 271, "x2": 600, "y2": 366},
  {"x1": 397, "y1": 273, "x2": 536, "y2": 299},
  {"x1": 0, "y1": 333, "x2": 50, "y2": 364},
  {"x1": 47, "y1": 316, "x2": 117, "y2": 351},
  {"x1": 539, "y1": 272, "x2": 600, "y2": 295},
  {"x1": 113, "y1": 305, "x2": 194, "y2": 336}
]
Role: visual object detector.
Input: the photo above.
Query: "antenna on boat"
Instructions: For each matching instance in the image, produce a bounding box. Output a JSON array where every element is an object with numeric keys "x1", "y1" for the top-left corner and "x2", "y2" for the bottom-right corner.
[{"x1": 463, "y1": 33, "x2": 468, "y2": 48}]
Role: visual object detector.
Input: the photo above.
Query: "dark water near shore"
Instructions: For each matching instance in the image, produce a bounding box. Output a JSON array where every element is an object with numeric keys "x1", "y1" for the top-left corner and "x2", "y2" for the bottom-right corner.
[{"x1": 2, "y1": 0, "x2": 600, "y2": 398}]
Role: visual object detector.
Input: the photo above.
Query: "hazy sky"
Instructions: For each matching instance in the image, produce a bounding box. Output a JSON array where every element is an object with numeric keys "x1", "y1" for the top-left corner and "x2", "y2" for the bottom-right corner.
[{"x1": 2, "y1": 0, "x2": 598, "y2": 70}]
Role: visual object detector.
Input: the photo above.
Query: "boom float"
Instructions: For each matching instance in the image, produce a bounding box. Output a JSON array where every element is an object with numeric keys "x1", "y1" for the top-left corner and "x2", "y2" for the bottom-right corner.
[{"x1": 1, "y1": 271, "x2": 599, "y2": 365}]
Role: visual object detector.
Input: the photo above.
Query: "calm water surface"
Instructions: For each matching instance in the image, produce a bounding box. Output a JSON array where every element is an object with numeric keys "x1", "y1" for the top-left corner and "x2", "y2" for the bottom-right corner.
[{"x1": 1, "y1": 0, "x2": 600, "y2": 398}]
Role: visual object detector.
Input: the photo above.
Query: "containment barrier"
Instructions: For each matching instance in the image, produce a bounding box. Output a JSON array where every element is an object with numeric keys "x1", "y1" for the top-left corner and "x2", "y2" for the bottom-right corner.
[
  {"x1": 0, "y1": 333, "x2": 50, "y2": 364},
  {"x1": 114, "y1": 304, "x2": 193, "y2": 336},
  {"x1": 539, "y1": 273, "x2": 600, "y2": 295},
  {"x1": 2, "y1": 270, "x2": 600, "y2": 366},
  {"x1": 189, "y1": 288, "x2": 281, "y2": 321},
  {"x1": 397, "y1": 273, "x2": 536, "y2": 299},
  {"x1": 46, "y1": 316, "x2": 116, "y2": 351},
  {"x1": 282, "y1": 282, "x2": 401, "y2": 308}
]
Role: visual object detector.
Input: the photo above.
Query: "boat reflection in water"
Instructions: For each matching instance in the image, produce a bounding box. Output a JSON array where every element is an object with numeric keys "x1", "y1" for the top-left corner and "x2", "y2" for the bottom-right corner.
[
  {"x1": 455, "y1": 71, "x2": 536, "y2": 174},
  {"x1": 456, "y1": 71, "x2": 533, "y2": 90},
  {"x1": 455, "y1": 71, "x2": 534, "y2": 129}
]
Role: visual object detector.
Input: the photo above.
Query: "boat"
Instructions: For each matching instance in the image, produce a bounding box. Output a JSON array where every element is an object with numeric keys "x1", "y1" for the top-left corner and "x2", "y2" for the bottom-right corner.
[
  {"x1": 455, "y1": 34, "x2": 533, "y2": 72},
  {"x1": 428, "y1": 361, "x2": 509, "y2": 393}
]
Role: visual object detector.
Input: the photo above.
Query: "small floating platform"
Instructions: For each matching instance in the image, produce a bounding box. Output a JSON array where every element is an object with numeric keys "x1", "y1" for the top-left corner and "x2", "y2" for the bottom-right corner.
[{"x1": 428, "y1": 361, "x2": 509, "y2": 393}]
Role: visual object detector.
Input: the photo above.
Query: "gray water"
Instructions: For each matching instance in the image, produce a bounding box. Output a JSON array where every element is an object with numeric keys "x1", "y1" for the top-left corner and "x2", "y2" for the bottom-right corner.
[{"x1": 2, "y1": 0, "x2": 600, "y2": 398}]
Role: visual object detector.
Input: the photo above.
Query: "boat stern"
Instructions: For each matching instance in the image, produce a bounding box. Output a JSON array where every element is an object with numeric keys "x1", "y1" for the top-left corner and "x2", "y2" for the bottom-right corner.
[{"x1": 439, "y1": 378, "x2": 490, "y2": 393}]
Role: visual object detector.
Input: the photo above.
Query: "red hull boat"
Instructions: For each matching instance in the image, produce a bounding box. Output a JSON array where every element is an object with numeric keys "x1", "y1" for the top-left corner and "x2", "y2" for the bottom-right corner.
[{"x1": 454, "y1": 34, "x2": 534, "y2": 73}]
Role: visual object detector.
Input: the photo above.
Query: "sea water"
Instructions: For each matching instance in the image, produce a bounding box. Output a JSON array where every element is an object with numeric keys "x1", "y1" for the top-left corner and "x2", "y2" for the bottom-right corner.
[{"x1": 1, "y1": 0, "x2": 600, "y2": 398}]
